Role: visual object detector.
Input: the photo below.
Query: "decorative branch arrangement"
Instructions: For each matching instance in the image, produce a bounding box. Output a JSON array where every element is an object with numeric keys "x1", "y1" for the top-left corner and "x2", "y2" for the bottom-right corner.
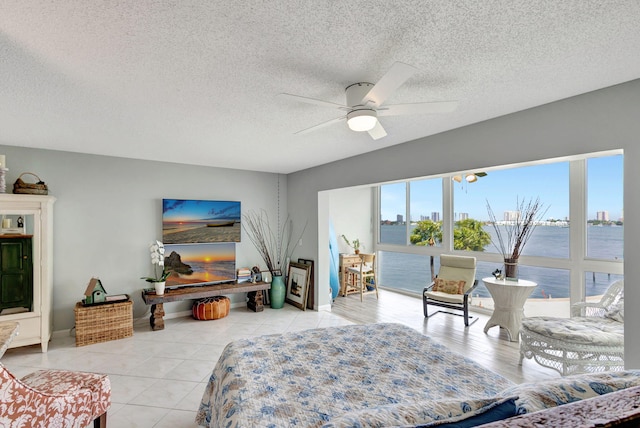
[
  {"x1": 486, "y1": 197, "x2": 549, "y2": 260},
  {"x1": 242, "y1": 210, "x2": 307, "y2": 276}
]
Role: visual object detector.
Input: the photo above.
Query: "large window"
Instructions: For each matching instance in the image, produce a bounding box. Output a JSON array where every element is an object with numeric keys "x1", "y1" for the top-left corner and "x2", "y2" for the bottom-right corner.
[
  {"x1": 584, "y1": 272, "x2": 624, "y2": 301},
  {"x1": 587, "y1": 155, "x2": 624, "y2": 260},
  {"x1": 378, "y1": 251, "x2": 432, "y2": 293},
  {"x1": 380, "y1": 183, "x2": 406, "y2": 245},
  {"x1": 454, "y1": 162, "x2": 570, "y2": 258},
  {"x1": 375, "y1": 153, "x2": 623, "y2": 317},
  {"x1": 409, "y1": 179, "x2": 443, "y2": 248}
]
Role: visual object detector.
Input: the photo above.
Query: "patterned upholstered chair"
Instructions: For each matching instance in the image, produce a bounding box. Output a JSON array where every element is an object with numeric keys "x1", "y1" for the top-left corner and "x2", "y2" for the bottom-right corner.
[
  {"x1": 0, "y1": 363, "x2": 111, "y2": 428},
  {"x1": 423, "y1": 254, "x2": 479, "y2": 326}
]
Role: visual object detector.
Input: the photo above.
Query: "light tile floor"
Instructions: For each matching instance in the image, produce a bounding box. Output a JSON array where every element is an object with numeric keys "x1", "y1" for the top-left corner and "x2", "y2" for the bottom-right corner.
[
  {"x1": 2, "y1": 289, "x2": 557, "y2": 427},
  {"x1": 2, "y1": 305, "x2": 355, "y2": 428}
]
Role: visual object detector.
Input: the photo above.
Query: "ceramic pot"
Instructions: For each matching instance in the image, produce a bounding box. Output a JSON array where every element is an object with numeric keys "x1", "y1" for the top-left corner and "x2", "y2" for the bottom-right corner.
[
  {"x1": 270, "y1": 275, "x2": 285, "y2": 309},
  {"x1": 154, "y1": 281, "x2": 166, "y2": 295}
]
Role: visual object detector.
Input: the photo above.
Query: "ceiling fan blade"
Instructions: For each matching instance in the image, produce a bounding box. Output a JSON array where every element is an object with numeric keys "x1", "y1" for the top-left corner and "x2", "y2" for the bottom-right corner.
[
  {"x1": 278, "y1": 93, "x2": 350, "y2": 111},
  {"x1": 367, "y1": 120, "x2": 387, "y2": 140},
  {"x1": 361, "y1": 62, "x2": 418, "y2": 107},
  {"x1": 294, "y1": 116, "x2": 345, "y2": 135},
  {"x1": 378, "y1": 101, "x2": 458, "y2": 116}
]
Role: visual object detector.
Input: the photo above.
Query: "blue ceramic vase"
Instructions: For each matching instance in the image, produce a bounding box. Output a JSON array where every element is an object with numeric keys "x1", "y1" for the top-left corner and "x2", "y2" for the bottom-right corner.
[{"x1": 270, "y1": 275, "x2": 285, "y2": 309}]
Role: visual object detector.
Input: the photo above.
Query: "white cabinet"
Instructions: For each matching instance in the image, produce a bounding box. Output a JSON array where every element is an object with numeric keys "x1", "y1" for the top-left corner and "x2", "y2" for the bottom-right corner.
[{"x1": 0, "y1": 194, "x2": 55, "y2": 352}]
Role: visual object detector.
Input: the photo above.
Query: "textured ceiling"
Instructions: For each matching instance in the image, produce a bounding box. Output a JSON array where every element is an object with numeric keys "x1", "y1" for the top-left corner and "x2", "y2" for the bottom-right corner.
[{"x1": 1, "y1": 1, "x2": 639, "y2": 174}]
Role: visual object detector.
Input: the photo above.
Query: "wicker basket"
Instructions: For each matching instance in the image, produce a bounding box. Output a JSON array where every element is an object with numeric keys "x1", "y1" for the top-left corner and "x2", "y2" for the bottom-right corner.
[
  {"x1": 74, "y1": 300, "x2": 133, "y2": 346},
  {"x1": 13, "y1": 172, "x2": 48, "y2": 195}
]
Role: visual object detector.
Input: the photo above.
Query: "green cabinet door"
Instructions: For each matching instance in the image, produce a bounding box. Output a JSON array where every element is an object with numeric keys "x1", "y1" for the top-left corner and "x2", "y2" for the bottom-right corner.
[{"x1": 0, "y1": 237, "x2": 33, "y2": 312}]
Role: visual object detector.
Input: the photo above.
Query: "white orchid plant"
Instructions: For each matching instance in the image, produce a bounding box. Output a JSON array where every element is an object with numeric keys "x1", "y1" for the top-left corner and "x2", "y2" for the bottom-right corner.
[{"x1": 141, "y1": 240, "x2": 171, "y2": 283}]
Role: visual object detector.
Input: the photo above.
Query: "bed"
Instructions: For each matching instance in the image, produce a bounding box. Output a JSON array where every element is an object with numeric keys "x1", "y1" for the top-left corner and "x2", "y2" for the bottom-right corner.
[{"x1": 196, "y1": 323, "x2": 514, "y2": 427}]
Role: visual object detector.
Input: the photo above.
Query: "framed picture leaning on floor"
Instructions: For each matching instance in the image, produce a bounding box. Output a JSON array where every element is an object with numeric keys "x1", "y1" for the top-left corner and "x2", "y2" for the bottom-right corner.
[
  {"x1": 298, "y1": 258, "x2": 315, "y2": 310},
  {"x1": 285, "y1": 262, "x2": 311, "y2": 310}
]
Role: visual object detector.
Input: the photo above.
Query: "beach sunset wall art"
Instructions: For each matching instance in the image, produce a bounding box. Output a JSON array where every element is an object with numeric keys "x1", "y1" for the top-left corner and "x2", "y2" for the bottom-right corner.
[
  {"x1": 164, "y1": 243, "x2": 236, "y2": 286},
  {"x1": 162, "y1": 199, "x2": 241, "y2": 244}
]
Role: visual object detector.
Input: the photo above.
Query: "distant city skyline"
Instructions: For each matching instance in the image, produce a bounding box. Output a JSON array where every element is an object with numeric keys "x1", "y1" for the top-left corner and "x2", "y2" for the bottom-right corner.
[{"x1": 381, "y1": 155, "x2": 623, "y2": 222}]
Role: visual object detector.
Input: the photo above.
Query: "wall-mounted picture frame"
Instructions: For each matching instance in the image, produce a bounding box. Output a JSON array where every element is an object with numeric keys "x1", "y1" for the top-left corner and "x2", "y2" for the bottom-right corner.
[
  {"x1": 285, "y1": 262, "x2": 311, "y2": 311},
  {"x1": 162, "y1": 199, "x2": 241, "y2": 244},
  {"x1": 164, "y1": 243, "x2": 236, "y2": 288},
  {"x1": 297, "y1": 258, "x2": 315, "y2": 310}
]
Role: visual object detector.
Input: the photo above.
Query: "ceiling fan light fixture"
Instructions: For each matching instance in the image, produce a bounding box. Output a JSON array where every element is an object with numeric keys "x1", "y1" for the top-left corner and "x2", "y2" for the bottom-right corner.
[
  {"x1": 465, "y1": 173, "x2": 478, "y2": 183},
  {"x1": 347, "y1": 109, "x2": 377, "y2": 132}
]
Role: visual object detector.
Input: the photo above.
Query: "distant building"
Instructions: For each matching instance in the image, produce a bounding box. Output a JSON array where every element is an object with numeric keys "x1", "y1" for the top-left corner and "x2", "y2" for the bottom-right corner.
[
  {"x1": 504, "y1": 210, "x2": 520, "y2": 221},
  {"x1": 396, "y1": 214, "x2": 403, "y2": 223},
  {"x1": 597, "y1": 211, "x2": 609, "y2": 221},
  {"x1": 420, "y1": 215, "x2": 429, "y2": 221},
  {"x1": 458, "y1": 212, "x2": 469, "y2": 220},
  {"x1": 431, "y1": 212, "x2": 440, "y2": 222}
]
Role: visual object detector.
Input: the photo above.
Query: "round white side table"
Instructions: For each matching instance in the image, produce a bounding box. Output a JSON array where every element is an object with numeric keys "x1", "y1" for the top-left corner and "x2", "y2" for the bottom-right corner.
[{"x1": 482, "y1": 277, "x2": 537, "y2": 342}]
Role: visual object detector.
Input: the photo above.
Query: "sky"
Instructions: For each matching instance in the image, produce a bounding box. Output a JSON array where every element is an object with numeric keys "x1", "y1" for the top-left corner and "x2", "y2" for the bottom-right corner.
[{"x1": 381, "y1": 155, "x2": 623, "y2": 222}]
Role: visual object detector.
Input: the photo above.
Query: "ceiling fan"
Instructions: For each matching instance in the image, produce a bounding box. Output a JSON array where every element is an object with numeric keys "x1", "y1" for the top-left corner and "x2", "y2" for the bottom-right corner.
[
  {"x1": 453, "y1": 172, "x2": 487, "y2": 183},
  {"x1": 278, "y1": 62, "x2": 458, "y2": 140}
]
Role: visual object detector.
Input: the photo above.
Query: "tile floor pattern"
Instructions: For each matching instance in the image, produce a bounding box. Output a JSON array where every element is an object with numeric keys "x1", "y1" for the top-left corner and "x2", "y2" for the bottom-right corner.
[
  {"x1": 2, "y1": 289, "x2": 557, "y2": 427},
  {"x1": 2, "y1": 304, "x2": 355, "y2": 428}
]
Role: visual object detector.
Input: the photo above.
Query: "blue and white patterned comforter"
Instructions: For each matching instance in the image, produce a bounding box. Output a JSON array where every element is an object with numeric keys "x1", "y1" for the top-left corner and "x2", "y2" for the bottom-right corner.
[{"x1": 195, "y1": 323, "x2": 514, "y2": 427}]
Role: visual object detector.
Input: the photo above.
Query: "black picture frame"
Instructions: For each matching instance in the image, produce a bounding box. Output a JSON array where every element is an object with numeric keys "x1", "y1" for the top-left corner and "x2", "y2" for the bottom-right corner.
[
  {"x1": 285, "y1": 262, "x2": 311, "y2": 311},
  {"x1": 298, "y1": 258, "x2": 315, "y2": 309}
]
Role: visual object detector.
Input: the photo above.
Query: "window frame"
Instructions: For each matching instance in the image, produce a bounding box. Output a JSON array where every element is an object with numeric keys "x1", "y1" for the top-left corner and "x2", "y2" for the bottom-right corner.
[{"x1": 374, "y1": 152, "x2": 624, "y2": 308}]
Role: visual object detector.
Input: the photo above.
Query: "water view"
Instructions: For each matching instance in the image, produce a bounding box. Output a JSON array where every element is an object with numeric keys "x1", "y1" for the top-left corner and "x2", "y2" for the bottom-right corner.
[{"x1": 378, "y1": 224, "x2": 623, "y2": 299}]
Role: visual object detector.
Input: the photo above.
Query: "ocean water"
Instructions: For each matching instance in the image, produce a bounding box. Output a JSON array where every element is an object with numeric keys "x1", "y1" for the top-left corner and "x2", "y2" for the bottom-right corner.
[
  {"x1": 378, "y1": 225, "x2": 623, "y2": 299},
  {"x1": 172, "y1": 260, "x2": 236, "y2": 284}
]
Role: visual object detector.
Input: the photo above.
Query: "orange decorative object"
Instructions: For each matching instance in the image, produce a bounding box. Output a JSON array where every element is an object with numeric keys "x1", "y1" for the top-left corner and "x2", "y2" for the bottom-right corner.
[{"x1": 192, "y1": 296, "x2": 230, "y2": 320}]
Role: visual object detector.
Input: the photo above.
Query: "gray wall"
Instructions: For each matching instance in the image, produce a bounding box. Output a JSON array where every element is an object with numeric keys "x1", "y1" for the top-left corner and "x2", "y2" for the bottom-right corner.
[
  {"x1": 0, "y1": 147, "x2": 286, "y2": 330},
  {"x1": 288, "y1": 79, "x2": 640, "y2": 367}
]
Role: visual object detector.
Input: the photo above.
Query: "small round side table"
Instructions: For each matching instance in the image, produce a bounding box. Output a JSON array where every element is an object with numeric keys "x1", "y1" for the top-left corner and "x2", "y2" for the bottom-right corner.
[{"x1": 482, "y1": 277, "x2": 537, "y2": 342}]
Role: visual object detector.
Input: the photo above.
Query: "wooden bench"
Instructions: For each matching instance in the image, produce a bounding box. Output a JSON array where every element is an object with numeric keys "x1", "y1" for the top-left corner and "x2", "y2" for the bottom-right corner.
[{"x1": 141, "y1": 281, "x2": 270, "y2": 330}]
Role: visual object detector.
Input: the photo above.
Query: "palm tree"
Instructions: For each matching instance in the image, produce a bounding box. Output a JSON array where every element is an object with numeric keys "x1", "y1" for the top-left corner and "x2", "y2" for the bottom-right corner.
[
  {"x1": 453, "y1": 219, "x2": 491, "y2": 251},
  {"x1": 410, "y1": 218, "x2": 490, "y2": 280},
  {"x1": 410, "y1": 219, "x2": 442, "y2": 280}
]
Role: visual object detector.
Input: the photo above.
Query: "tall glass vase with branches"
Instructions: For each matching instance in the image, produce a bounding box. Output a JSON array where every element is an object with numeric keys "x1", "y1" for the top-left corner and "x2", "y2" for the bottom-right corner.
[{"x1": 486, "y1": 197, "x2": 548, "y2": 279}]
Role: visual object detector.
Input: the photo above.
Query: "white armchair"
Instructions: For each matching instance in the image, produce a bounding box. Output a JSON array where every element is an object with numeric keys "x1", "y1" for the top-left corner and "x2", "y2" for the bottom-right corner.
[{"x1": 571, "y1": 280, "x2": 624, "y2": 318}]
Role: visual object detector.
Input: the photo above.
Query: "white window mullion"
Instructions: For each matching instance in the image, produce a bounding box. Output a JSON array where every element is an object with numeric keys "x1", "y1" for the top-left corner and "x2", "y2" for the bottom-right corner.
[
  {"x1": 373, "y1": 186, "x2": 380, "y2": 249},
  {"x1": 569, "y1": 159, "x2": 587, "y2": 305},
  {"x1": 405, "y1": 183, "x2": 411, "y2": 245},
  {"x1": 442, "y1": 176, "x2": 453, "y2": 252}
]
